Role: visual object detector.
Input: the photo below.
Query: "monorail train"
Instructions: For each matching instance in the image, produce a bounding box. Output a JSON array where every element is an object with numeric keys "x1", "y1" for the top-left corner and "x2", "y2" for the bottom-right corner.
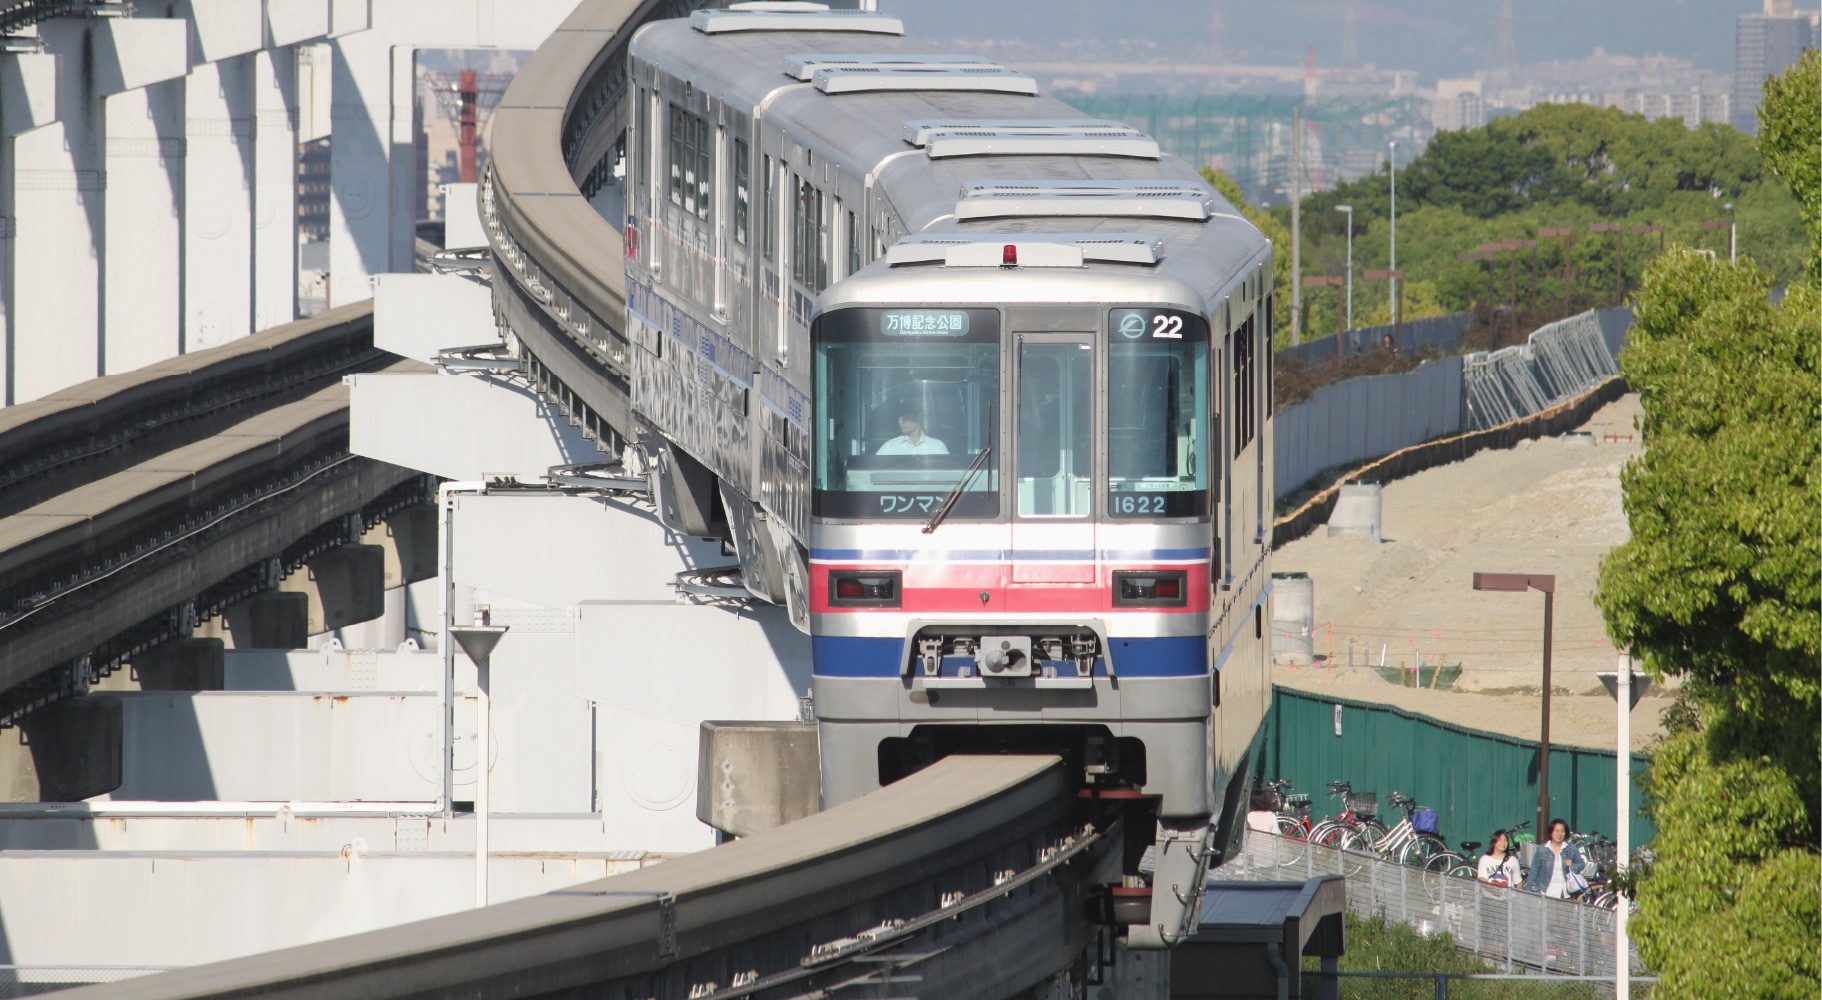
[{"x1": 621, "y1": 2, "x2": 1274, "y2": 945}]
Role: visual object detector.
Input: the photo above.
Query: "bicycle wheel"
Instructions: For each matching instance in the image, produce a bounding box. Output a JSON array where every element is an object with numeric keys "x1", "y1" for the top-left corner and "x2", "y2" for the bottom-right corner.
[
  {"x1": 1399, "y1": 833, "x2": 1447, "y2": 867},
  {"x1": 1359, "y1": 819, "x2": 1390, "y2": 842},
  {"x1": 1273, "y1": 816, "x2": 1309, "y2": 867},
  {"x1": 1423, "y1": 850, "x2": 1464, "y2": 876},
  {"x1": 1309, "y1": 822, "x2": 1351, "y2": 847},
  {"x1": 1334, "y1": 829, "x2": 1374, "y2": 877}
]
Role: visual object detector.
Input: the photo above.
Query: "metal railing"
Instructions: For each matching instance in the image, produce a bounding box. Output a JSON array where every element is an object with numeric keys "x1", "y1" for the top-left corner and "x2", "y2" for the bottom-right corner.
[
  {"x1": 1223, "y1": 829, "x2": 1643, "y2": 979},
  {"x1": 1462, "y1": 310, "x2": 1620, "y2": 430},
  {"x1": 1312, "y1": 971, "x2": 1656, "y2": 999}
]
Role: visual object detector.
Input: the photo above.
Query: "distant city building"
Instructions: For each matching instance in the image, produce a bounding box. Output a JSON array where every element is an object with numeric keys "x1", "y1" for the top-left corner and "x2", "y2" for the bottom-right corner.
[
  {"x1": 1732, "y1": 0, "x2": 1819, "y2": 132},
  {"x1": 295, "y1": 137, "x2": 331, "y2": 243},
  {"x1": 1432, "y1": 79, "x2": 1487, "y2": 132}
]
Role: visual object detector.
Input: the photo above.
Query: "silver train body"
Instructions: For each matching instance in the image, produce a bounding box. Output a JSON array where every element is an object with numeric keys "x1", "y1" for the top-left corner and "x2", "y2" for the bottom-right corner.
[{"x1": 622, "y1": 4, "x2": 1273, "y2": 943}]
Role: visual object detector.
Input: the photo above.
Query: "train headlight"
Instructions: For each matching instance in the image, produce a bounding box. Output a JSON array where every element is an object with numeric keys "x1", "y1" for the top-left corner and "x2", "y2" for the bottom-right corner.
[
  {"x1": 1113, "y1": 570, "x2": 1189, "y2": 607},
  {"x1": 828, "y1": 570, "x2": 901, "y2": 607}
]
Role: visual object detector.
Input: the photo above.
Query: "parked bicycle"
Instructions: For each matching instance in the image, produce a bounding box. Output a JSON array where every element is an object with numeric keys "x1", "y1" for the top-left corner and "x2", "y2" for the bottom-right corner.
[
  {"x1": 1308, "y1": 781, "x2": 1386, "y2": 851},
  {"x1": 1369, "y1": 792, "x2": 1448, "y2": 867}
]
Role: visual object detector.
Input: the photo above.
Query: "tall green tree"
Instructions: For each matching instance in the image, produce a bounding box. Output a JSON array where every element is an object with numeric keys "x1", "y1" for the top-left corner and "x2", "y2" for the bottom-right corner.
[{"x1": 1595, "y1": 53, "x2": 1821, "y2": 1000}]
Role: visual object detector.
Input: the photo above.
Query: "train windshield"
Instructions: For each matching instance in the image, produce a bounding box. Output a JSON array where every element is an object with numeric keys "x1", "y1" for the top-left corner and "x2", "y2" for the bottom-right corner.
[
  {"x1": 1106, "y1": 308, "x2": 1209, "y2": 518},
  {"x1": 812, "y1": 308, "x2": 1001, "y2": 520}
]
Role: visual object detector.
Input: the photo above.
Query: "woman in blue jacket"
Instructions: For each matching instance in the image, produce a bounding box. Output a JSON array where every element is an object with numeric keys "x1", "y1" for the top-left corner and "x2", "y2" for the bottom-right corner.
[{"x1": 1523, "y1": 818, "x2": 1585, "y2": 897}]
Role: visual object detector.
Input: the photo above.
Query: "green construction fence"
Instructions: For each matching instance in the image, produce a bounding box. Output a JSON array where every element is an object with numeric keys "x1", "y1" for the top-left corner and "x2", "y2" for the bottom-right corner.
[{"x1": 1250, "y1": 686, "x2": 1654, "y2": 850}]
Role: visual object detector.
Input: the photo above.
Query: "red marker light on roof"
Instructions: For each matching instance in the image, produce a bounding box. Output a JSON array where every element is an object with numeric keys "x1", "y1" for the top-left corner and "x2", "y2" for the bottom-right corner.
[{"x1": 1002, "y1": 243, "x2": 1018, "y2": 267}]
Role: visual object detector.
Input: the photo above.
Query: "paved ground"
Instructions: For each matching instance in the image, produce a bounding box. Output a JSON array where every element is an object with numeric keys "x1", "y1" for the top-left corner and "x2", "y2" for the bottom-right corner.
[{"x1": 1271, "y1": 393, "x2": 1674, "y2": 752}]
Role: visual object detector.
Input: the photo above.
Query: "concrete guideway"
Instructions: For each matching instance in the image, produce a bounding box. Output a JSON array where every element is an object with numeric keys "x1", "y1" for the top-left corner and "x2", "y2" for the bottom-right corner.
[
  {"x1": 0, "y1": 302, "x2": 384, "y2": 519},
  {"x1": 58, "y1": 755, "x2": 1104, "y2": 1000},
  {"x1": 0, "y1": 366, "x2": 428, "y2": 695}
]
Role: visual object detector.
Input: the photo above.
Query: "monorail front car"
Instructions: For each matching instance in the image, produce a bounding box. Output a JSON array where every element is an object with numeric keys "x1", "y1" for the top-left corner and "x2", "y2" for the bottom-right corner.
[{"x1": 619, "y1": 4, "x2": 1274, "y2": 945}]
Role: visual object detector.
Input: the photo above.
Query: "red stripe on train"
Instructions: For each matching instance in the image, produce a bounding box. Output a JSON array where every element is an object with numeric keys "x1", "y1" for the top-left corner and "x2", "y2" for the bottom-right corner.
[{"x1": 810, "y1": 563, "x2": 1210, "y2": 615}]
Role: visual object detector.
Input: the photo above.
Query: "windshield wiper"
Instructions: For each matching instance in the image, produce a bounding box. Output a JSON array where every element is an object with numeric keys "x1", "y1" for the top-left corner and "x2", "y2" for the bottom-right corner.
[{"x1": 922, "y1": 447, "x2": 992, "y2": 535}]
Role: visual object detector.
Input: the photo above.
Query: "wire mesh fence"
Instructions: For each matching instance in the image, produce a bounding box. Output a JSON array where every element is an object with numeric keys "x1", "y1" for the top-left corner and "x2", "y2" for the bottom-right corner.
[
  {"x1": 1461, "y1": 310, "x2": 1620, "y2": 430},
  {"x1": 1223, "y1": 829, "x2": 1643, "y2": 979},
  {"x1": 1307, "y1": 972, "x2": 1656, "y2": 999},
  {"x1": 0, "y1": 966, "x2": 174, "y2": 997}
]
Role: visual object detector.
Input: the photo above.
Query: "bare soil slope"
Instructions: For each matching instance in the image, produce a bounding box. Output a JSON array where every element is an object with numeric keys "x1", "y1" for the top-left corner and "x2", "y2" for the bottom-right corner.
[{"x1": 1272, "y1": 394, "x2": 1672, "y2": 751}]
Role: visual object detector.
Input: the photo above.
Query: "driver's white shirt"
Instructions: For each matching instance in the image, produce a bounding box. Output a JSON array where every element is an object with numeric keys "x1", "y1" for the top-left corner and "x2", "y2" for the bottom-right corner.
[{"x1": 877, "y1": 435, "x2": 948, "y2": 455}]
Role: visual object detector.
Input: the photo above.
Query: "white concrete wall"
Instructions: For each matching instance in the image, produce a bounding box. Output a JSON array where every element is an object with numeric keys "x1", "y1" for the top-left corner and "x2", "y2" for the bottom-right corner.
[
  {"x1": 0, "y1": 850, "x2": 652, "y2": 966},
  {"x1": 350, "y1": 370, "x2": 601, "y2": 482},
  {"x1": 2, "y1": 1, "x2": 587, "y2": 404}
]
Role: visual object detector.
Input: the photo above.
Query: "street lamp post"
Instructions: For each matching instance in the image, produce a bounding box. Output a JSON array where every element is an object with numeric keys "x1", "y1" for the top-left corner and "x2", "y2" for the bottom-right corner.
[
  {"x1": 451, "y1": 609, "x2": 509, "y2": 909},
  {"x1": 1387, "y1": 141, "x2": 1398, "y2": 327},
  {"x1": 1335, "y1": 204, "x2": 1354, "y2": 331},
  {"x1": 1598, "y1": 656, "x2": 1652, "y2": 1000},
  {"x1": 1472, "y1": 572, "x2": 1557, "y2": 837}
]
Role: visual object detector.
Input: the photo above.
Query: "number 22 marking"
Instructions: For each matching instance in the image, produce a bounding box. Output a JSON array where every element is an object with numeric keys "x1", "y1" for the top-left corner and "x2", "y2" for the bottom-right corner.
[{"x1": 1151, "y1": 315, "x2": 1183, "y2": 339}]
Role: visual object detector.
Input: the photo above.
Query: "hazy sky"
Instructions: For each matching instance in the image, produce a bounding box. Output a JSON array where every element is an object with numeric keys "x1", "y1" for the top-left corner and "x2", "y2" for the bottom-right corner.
[{"x1": 876, "y1": 0, "x2": 1767, "y2": 78}]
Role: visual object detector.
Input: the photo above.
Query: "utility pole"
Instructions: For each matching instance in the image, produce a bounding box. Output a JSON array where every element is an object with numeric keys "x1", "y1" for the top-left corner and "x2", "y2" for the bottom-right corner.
[
  {"x1": 1540, "y1": 227, "x2": 1574, "y2": 316},
  {"x1": 1388, "y1": 140, "x2": 1398, "y2": 327},
  {"x1": 1291, "y1": 106, "x2": 1302, "y2": 345},
  {"x1": 1589, "y1": 223, "x2": 1624, "y2": 305}
]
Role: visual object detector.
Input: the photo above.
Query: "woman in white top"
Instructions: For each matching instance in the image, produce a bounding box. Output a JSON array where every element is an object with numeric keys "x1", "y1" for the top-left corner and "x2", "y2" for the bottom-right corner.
[{"x1": 1476, "y1": 829, "x2": 1521, "y2": 887}]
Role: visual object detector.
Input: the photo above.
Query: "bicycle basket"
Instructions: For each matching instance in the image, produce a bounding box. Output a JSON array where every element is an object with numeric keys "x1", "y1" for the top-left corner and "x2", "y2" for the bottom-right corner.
[
  {"x1": 1411, "y1": 808, "x2": 1439, "y2": 834},
  {"x1": 1347, "y1": 792, "x2": 1377, "y2": 818}
]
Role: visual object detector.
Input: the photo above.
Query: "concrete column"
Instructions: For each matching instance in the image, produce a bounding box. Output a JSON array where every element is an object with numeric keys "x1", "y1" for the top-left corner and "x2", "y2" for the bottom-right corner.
[
  {"x1": 9, "y1": 86, "x2": 101, "y2": 402},
  {"x1": 252, "y1": 47, "x2": 299, "y2": 331},
  {"x1": 103, "y1": 80, "x2": 185, "y2": 374},
  {"x1": 15, "y1": 19, "x2": 186, "y2": 404},
  {"x1": 327, "y1": 34, "x2": 390, "y2": 307},
  {"x1": 0, "y1": 696, "x2": 123, "y2": 802},
  {"x1": 281, "y1": 544, "x2": 387, "y2": 635},
  {"x1": 182, "y1": 56, "x2": 256, "y2": 351},
  {"x1": 1, "y1": 49, "x2": 61, "y2": 404}
]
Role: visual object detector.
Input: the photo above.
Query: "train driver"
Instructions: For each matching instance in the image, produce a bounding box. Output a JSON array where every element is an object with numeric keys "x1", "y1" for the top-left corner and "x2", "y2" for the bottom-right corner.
[{"x1": 876, "y1": 408, "x2": 949, "y2": 456}]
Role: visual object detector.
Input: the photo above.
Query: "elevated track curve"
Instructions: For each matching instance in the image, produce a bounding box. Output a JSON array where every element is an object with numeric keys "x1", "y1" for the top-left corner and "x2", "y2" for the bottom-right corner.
[{"x1": 61, "y1": 756, "x2": 1109, "y2": 1000}]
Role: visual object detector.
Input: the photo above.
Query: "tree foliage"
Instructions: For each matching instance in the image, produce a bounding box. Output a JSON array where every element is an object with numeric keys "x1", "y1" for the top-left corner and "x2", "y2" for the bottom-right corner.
[
  {"x1": 1271, "y1": 101, "x2": 1808, "y2": 341},
  {"x1": 1594, "y1": 54, "x2": 1821, "y2": 1000},
  {"x1": 1754, "y1": 49, "x2": 1821, "y2": 281},
  {"x1": 1202, "y1": 166, "x2": 1292, "y2": 335}
]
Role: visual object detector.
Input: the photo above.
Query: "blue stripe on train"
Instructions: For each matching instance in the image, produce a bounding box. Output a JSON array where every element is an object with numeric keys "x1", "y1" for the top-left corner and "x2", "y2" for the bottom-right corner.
[{"x1": 812, "y1": 635, "x2": 1209, "y2": 677}]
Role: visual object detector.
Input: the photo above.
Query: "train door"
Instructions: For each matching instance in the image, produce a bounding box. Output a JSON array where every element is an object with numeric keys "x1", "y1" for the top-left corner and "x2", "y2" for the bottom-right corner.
[{"x1": 1009, "y1": 332, "x2": 1096, "y2": 598}]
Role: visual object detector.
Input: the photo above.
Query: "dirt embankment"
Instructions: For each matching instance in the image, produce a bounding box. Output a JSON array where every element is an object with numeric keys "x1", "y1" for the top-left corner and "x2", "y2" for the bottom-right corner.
[{"x1": 1271, "y1": 394, "x2": 1673, "y2": 751}]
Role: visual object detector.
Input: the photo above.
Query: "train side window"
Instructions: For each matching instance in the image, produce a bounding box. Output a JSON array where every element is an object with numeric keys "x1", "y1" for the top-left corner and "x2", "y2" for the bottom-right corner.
[
  {"x1": 1232, "y1": 315, "x2": 1256, "y2": 455},
  {"x1": 847, "y1": 210, "x2": 860, "y2": 275},
  {"x1": 668, "y1": 103, "x2": 711, "y2": 223},
  {"x1": 1263, "y1": 294, "x2": 1274, "y2": 410},
  {"x1": 762, "y1": 155, "x2": 776, "y2": 262},
  {"x1": 733, "y1": 139, "x2": 750, "y2": 246},
  {"x1": 793, "y1": 177, "x2": 827, "y2": 292}
]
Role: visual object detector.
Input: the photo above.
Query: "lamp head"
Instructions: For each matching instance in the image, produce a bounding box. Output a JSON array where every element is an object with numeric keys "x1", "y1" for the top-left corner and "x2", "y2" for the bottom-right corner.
[{"x1": 1472, "y1": 571, "x2": 1556, "y2": 594}]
